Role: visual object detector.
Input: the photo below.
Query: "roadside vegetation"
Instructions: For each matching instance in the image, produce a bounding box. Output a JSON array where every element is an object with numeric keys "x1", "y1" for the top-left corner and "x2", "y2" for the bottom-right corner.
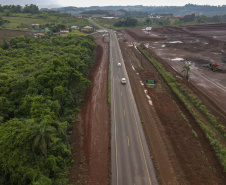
[
  {"x1": 0, "y1": 33, "x2": 96, "y2": 184},
  {"x1": 138, "y1": 45, "x2": 226, "y2": 172}
]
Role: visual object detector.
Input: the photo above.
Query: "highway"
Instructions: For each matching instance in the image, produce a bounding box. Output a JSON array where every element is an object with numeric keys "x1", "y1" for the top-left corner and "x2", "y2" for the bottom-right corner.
[
  {"x1": 88, "y1": 18, "x2": 158, "y2": 185},
  {"x1": 109, "y1": 30, "x2": 158, "y2": 185}
]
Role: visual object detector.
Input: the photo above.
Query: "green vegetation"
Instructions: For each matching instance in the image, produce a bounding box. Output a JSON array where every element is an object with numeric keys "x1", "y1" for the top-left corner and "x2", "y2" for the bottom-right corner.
[
  {"x1": 1, "y1": 13, "x2": 90, "y2": 30},
  {"x1": 114, "y1": 17, "x2": 138, "y2": 27},
  {"x1": 182, "y1": 64, "x2": 192, "y2": 81},
  {"x1": 81, "y1": 10, "x2": 109, "y2": 15},
  {"x1": 94, "y1": 18, "x2": 119, "y2": 29},
  {"x1": 0, "y1": 4, "x2": 39, "y2": 14},
  {"x1": 0, "y1": 34, "x2": 96, "y2": 184},
  {"x1": 68, "y1": 30, "x2": 86, "y2": 36},
  {"x1": 52, "y1": 4, "x2": 226, "y2": 17},
  {"x1": 0, "y1": 4, "x2": 91, "y2": 30},
  {"x1": 192, "y1": 130, "x2": 198, "y2": 138},
  {"x1": 138, "y1": 45, "x2": 226, "y2": 172}
]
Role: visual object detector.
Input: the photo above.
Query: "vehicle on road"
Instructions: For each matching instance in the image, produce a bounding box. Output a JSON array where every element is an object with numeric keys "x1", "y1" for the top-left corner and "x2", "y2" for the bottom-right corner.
[
  {"x1": 118, "y1": 63, "x2": 122, "y2": 67},
  {"x1": 121, "y1": 78, "x2": 126, "y2": 84}
]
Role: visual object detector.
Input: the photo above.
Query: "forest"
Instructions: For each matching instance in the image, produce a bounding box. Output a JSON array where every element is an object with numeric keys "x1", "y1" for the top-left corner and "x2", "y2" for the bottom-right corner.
[{"x1": 0, "y1": 33, "x2": 96, "y2": 184}]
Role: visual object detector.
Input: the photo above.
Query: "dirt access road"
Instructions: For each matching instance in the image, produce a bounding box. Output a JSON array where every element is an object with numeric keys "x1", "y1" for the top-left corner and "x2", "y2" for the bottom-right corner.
[
  {"x1": 116, "y1": 24, "x2": 226, "y2": 184},
  {"x1": 68, "y1": 33, "x2": 110, "y2": 185}
]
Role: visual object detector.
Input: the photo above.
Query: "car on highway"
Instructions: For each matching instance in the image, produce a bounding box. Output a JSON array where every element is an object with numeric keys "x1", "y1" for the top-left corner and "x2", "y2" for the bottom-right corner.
[
  {"x1": 121, "y1": 78, "x2": 126, "y2": 84},
  {"x1": 118, "y1": 63, "x2": 122, "y2": 67}
]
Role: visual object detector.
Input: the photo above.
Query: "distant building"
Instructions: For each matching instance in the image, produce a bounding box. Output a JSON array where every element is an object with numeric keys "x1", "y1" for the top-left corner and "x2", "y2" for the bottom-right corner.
[
  {"x1": 173, "y1": 15, "x2": 183, "y2": 18},
  {"x1": 60, "y1": 29, "x2": 69, "y2": 36},
  {"x1": 34, "y1": 32, "x2": 45, "y2": 38},
  {"x1": 102, "y1": 17, "x2": 115, "y2": 19},
  {"x1": 71, "y1": 26, "x2": 79, "y2": 30},
  {"x1": 82, "y1": 26, "x2": 94, "y2": 32},
  {"x1": 75, "y1": 15, "x2": 83, "y2": 18},
  {"x1": 149, "y1": 15, "x2": 161, "y2": 19}
]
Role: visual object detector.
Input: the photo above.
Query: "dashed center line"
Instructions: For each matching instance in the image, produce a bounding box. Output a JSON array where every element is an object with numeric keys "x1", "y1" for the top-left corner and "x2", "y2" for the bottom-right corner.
[{"x1": 127, "y1": 136, "x2": 130, "y2": 146}]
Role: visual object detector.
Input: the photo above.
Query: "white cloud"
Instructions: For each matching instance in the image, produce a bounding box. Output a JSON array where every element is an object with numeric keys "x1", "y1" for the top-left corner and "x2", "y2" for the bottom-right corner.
[{"x1": 0, "y1": 0, "x2": 61, "y2": 8}]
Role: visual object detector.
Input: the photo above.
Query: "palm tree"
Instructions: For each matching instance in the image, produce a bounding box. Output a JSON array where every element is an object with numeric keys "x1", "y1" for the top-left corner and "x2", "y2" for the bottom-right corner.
[
  {"x1": 31, "y1": 120, "x2": 56, "y2": 158},
  {"x1": 182, "y1": 64, "x2": 192, "y2": 81}
]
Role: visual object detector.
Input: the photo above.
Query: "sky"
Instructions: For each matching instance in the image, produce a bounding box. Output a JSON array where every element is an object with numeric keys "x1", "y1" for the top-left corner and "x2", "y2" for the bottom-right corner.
[{"x1": 0, "y1": 0, "x2": 225, "y2": 8}]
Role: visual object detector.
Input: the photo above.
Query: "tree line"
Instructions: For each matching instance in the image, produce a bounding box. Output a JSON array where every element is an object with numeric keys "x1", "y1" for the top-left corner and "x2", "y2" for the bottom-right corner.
[
  {"x1": 0, "y1": 34, "x2": 95, "y2": 184},
  {"x1": 0, "y1": 4, "x2": 39, "y2": 14}
]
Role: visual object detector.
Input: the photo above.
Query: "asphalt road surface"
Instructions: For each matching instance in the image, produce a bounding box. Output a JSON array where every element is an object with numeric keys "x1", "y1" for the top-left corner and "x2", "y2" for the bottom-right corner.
[
  {"x1": 109, "y1": 30, "x2": 158, "y2": 185},
  {"x1": 88, "y1": 18, "x2": 158, "y2": 185}
]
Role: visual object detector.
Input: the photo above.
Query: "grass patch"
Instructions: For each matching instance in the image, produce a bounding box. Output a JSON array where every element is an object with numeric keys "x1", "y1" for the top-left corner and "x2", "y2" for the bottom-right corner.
[
  {"x1": 68, "y1": 30, "x2": 86, "y2": 36},
  {"x1": 2, "y1": 13, "x2": 91, "y2": 30},
  {"x1": 3, "y1": 16, "x2": 48, "y2": 29},
  {"x1": 192, "y1": 130, "x2": 198, "y2": 138},
  {"x1": 147, "y1": 85, "x2": 155, "y2": 88}
]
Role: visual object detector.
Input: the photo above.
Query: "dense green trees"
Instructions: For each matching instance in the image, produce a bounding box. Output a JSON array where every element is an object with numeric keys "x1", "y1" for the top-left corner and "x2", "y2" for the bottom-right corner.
[
  {"x1": 0, "y1": 4, "x2": 39, "y2": 14},
  {"x1": 0, "y1": 16, "x2": 8, "y2": 25},
  {"x1": 114, "y1": 17, "x2": 138, "y2": 27},
  {"x1": 23, "y1": 4, "x2": 39, "y2": 14},
  {"x1": 0, "y1": 34, "x2": 95, "y2": 184},
  {"x1": 81, "y1": 9, "x2": 109, "y2": 14},
  {"x1": 180, "y1": 13, "x2": 226, "y2": 24}
]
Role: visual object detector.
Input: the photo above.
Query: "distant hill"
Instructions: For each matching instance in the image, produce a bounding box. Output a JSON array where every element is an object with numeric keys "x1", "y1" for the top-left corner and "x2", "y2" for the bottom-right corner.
[{"x1": 46, "y1": 4, "x2": 226, "y2": 16}]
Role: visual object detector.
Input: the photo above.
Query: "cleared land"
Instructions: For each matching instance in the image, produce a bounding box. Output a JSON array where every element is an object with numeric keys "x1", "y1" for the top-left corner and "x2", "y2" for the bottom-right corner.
[
  {"x1": 124, "y1": 24, "x2": 226, "y2": 120},
  {"x1": 68, "y1": 33, "x2": 110, "y2": 185},
  {"x1": 0, "y1": 29, "x2": 31, "y2": 44},
  {"x1": 116, "y1": 23, "x2": 226, "y2": 184}
]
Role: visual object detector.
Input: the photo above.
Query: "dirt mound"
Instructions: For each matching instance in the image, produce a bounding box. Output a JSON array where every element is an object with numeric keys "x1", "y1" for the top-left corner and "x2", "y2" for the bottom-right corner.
[{"x1": 68, "y1": 34, "x2": 110, "y2": 185}]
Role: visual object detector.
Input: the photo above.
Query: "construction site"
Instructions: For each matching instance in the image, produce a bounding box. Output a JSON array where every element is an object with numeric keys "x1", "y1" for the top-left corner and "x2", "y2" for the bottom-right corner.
[
  {"x1": 69, "y1": 23, "x2": 226, "y2": 184},
  {"x1": 116, "y1": 23, "x2": 226, "y2": 184}
]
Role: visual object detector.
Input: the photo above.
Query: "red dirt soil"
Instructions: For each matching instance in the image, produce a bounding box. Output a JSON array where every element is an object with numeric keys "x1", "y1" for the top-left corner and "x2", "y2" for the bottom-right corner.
[
  {"x1": 68, "y1": 33, "x2": 110, "y2": 185},
  {"x1": 125, "y1": 24, "x2": 226, "y2": 121},
  {"x1": 117, "y1": 24, "x2": 226, "y2": 185}
]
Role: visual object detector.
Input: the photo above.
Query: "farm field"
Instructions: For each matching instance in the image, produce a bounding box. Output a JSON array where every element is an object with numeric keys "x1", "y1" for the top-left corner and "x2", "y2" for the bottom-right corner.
[
  {"x1": 2, "y1": 16, "x2": 49, "y2": 29},
  {"x1": 0, "y1": 29, "x2": 31, "y2": 44}
]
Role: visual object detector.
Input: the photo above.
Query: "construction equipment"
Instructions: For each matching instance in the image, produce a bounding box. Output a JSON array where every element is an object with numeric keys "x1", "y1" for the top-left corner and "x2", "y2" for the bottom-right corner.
[{"x1": 209, "y1": 61, "x2": 220, "y2": 72}]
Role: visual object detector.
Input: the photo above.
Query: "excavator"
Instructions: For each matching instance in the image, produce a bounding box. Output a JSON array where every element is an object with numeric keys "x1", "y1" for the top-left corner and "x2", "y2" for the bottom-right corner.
[{"x1": 209, "y1": 61, "x2": 220, "y2": 72}]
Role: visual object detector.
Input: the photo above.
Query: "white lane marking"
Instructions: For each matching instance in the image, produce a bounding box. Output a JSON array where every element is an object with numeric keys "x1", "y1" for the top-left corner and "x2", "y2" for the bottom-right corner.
[
  {"x1": 127, "y1": 136, "x2": 130, "y2": 146},
  {"x1": 111, "y1": 40, "x2": 119, "y2": 185},
  {"x1": 114, "y1": 31, "x2": 152, "y2": 185}
]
